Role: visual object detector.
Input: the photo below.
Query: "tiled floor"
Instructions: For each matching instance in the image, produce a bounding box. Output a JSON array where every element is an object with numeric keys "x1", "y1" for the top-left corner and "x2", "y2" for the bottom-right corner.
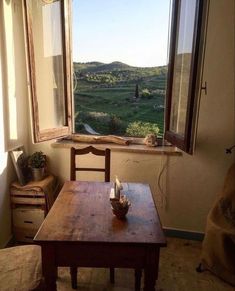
[{"x1": 56, "y1": 237, "x2": 234, "y2": 291}]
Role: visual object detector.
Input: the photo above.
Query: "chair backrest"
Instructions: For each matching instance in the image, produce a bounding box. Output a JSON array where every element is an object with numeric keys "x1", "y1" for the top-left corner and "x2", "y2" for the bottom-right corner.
[{"x1": 70, "y1": 146, "x2": 111, "y2": 182}]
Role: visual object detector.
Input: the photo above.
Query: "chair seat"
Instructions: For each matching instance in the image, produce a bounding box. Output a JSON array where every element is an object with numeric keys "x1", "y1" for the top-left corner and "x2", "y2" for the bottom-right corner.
[{"x1": 0, "y1": 245, "x2": 42, "y2": 291}]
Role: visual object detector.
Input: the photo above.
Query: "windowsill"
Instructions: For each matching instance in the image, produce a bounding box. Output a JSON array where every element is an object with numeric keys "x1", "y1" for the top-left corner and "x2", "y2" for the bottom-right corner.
[{"x1": 51, "y1": 139, "x2": 182, "y2": 156}]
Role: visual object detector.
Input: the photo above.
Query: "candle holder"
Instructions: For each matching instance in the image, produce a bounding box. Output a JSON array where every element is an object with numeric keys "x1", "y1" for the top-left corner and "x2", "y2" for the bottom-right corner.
[{"x1": 110, "y1": 176, "x2": 131, "y2": 219}]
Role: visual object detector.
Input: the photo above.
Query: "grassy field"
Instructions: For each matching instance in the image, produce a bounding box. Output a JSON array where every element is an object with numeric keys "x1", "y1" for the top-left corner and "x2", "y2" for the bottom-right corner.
[{"x1": 74, "y1": 62, "x2": 167, "y2": 137}]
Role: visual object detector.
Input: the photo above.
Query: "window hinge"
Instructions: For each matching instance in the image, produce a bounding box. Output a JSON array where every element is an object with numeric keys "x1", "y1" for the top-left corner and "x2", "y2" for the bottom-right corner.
[{"x1": 201, "y1": 81, "x2": 207, "y2": 95}]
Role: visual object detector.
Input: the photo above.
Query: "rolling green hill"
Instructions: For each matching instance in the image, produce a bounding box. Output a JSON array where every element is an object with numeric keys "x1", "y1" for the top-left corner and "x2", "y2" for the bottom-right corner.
[
  {"x1": 74, "y1": 61, "x2": 131, "y2": 73},
  {"x1": 73, "y1": 61, "x2": 167, "y2": 137}
]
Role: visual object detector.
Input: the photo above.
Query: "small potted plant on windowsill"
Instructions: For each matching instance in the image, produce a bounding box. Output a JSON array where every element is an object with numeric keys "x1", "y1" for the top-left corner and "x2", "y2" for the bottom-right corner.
[{"x1": 28, "y1": 151, "x2": 46, "y2": 181}]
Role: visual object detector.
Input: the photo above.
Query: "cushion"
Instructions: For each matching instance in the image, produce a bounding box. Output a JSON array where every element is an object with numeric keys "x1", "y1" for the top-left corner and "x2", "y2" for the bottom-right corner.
[
  {"x1": 0, "y1": 245, "x2": 42, "y2": 291},
  {"x1": 201, "y1": 163, "x2": 235, "y2": 286}
]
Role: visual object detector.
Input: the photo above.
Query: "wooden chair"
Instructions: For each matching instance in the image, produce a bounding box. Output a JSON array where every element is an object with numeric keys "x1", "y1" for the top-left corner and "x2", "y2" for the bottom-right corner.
[
  {"x1": 70, "y1": 146, "x2": 114, "y2": 289},
  {"x1": 70, "y1": 146, "x2": 110, "y2": 182},
  {"x1": 0, "y1": 245, "x2": 43, "y2": 291}
]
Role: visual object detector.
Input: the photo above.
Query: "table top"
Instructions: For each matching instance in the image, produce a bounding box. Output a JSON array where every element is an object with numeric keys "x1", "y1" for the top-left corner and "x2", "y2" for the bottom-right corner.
[{"x1": 34, "y1": 181, "x2": 166, "y2": 246}]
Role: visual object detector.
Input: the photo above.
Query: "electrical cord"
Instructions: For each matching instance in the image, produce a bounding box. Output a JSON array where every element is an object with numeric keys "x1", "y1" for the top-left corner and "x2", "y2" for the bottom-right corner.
[{"x1": 157, "y1": 156, "x2": 168, "y2": 209}]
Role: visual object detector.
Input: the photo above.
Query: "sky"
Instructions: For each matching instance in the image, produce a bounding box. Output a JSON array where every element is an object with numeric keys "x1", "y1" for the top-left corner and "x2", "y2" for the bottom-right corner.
[
  {"x1": 177, "y1": 0, "x2": 196, "y2": 54},
  {"x1": 72, "y1": 0, "x2": 171, "y2": 67}
]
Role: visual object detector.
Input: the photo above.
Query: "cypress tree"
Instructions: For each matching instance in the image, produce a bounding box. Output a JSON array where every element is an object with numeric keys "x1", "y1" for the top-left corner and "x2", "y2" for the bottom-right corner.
[{"x1": 135, "y1": 84, "x2": 139, "y2": 98}]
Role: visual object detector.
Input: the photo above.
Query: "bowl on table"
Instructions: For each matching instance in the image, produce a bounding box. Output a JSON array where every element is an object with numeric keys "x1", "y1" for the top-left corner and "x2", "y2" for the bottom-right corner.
[
  {"x1": 111, "y1": 196, "x2": 131, "y2": 220},
  {"x1": 111, "y1": 205, "x2": 129, "y2": 220}
]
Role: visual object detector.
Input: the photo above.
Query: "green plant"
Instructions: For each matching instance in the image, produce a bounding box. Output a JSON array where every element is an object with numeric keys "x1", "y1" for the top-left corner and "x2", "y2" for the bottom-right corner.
[
  {"x1": 109, "y1": 114, "x2": 122, "y2": 133},
  {"x1": 126, "y1": 121, "x2": 159, "y2": 137},
  {"x1": 141, "y1": 88, "x2": 153, "y2": 99},
  {"x1": 28, "y1": 151, "x2": 46, "y2": 168}
]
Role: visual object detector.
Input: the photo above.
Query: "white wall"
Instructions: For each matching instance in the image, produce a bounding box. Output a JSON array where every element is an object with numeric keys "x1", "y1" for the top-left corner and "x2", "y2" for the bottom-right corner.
[
  {"x1": 0, "y1": 0, "x2": 29, "y2": 247},
  {"x1": 0, "y1": 0, "x2": 234, "y2": 247}
]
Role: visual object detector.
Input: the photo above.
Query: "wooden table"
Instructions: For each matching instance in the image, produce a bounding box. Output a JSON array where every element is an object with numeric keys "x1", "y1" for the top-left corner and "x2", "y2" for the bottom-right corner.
[{"x1": 34, "y1": 181, "x2": 166, "y2": 290}]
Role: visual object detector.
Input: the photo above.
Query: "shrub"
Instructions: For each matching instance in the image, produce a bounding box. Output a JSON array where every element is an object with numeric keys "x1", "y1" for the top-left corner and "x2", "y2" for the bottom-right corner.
[
  {"x1": 75, "y1": 121, "x2": 84, "y2": 131},
  {"x1": 109, "y1": 114, "x2": 126, "y2": 135},
  {"x1": 141, "y1": 88, "x2": 153, "y2": 99},
  {"x1": 109, "y1": 114, "x2": 120, "y2": 133},
  {"x1": 126, "y1": 121, "x2": 159, "y2": 137}
]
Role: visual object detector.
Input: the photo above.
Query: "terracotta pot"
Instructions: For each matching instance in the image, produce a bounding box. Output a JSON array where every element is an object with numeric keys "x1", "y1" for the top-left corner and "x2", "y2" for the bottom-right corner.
[{"x1": 31, "y1": 167, "x2": 45, "y2": 181}]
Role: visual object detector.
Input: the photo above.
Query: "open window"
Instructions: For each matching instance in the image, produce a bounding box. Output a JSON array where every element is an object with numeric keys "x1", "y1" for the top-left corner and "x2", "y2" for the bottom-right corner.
[
  {"x1": 24, "y1": 0, "x2": 207, "y2": 153},
  {"x1": 72, "y1": 0, "x2": 170, "y2": 139},
  {"x1": 165, "y1": 0, "x2": 206, "y2": 153},
  {"x1": 24, "y1": 0, "x2": 72, "y2": 143}
]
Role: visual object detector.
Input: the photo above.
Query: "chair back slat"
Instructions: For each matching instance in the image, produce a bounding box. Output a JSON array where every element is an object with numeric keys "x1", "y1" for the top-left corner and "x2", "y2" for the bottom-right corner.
[
  {"x1": 75, "y1": 167, "x2": 105, "y2": 172},
  {"x1": 70, "y1": 146, "x2": 111, "y2": 182}
]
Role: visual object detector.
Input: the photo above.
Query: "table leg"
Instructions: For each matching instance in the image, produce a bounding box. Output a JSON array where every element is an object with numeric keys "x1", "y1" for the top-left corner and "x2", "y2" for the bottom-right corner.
[
  {"x1": 143, "y1": 248, "x2": 159, "y2": 291},
  {"x1": 41, "y1": 245, "x2": 57, "y2": 291},
  {"x1": 70, "y1": 266, "x2": 78, "y2": 289},
  {"x1": 135, "y1": 268, "x2": 142, "y2": 291},
  {"x1": 110, "y1": 267, "x2": 115, "y2": 283},
  {"x1": 144, "y1": 267, "x2": 157, "y2": 291}
]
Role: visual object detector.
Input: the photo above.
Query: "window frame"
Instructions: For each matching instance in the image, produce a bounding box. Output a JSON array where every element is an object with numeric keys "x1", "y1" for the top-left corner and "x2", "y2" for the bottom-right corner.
[
  {"x1": 24, "y1": 0, "x2": 72, "y2": 143},
  {"x1": 164, "y1": 0, "x2": 206, "y2": 154},
  {"x1": 24, "y1": 0, "x2": 207, "y2": 151}
]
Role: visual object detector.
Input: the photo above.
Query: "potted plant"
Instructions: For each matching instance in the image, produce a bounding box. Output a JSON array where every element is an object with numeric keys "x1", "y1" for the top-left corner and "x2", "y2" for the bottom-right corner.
[{"x1": 28, "y1": 151, "x2": 46, "y2": 181}]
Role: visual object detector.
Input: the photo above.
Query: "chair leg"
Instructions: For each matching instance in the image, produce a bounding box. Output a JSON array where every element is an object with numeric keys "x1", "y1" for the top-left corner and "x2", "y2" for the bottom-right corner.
[
  {"x1": 135, "y1": 268, "x2": 142, "y2": 291},
  {"x1": 70, "y1": 266, "x2": 78, "y2": 289},
  {"x1": 196, "y1": 263, "x2": 204, "y2": 273},
  {"x1": 110, "y1": 267, "x2": 115, "y2": 284}
]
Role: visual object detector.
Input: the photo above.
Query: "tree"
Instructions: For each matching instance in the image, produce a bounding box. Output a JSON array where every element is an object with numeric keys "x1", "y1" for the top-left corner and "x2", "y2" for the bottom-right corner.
[{"x1": 135, "y1": 84, "x2": 139, "y2": 98}]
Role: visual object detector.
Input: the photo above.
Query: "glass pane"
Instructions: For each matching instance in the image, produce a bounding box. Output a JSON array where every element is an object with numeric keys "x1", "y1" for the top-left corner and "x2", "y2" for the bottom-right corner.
[
  {"x1": 170, "y1": 0, "x2": 197, "y2": 135},
  {"x1": 29, "y1": 0, "x2": 65, "y2": 130}
]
